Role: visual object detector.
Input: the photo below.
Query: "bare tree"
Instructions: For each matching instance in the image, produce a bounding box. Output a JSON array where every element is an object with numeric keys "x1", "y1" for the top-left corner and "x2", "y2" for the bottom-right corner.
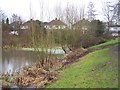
[
  {"x1": 78, "y1": 6, "x2": 85, "y2": 20},
  {"x1": 64, "y1": 3, "x2": 78, "y2": 28},
  {"x1": 54, "y1": 1, "x2": 63, "y2": 20},
  {"x1": 116, "y1": 0, "x2": 120, "y2": 24},
  {"x1": 102, "y1": 1, "x2": 115, "y2": 31},
  {"x1": 46, "y1": 8, "x2": 51, "y2": 21},
  {"x1": 87, "y1": 1, "x2": 96, "y2": 21},
  {"x1": 0, "y1": 9, "x2": 6, "y2": 22},
  {"x1": 112, "y1": 0, "x2": 120, "y2": 25},
  {"x1": 11, "y1": 14, "x2": 23, "y2": 25},
  {"x1": 29, "y1": 0, "x2": 35, "y2": 48},
  {"x1": 39, "y1": 0, "x2": 44, "y2": 21}
]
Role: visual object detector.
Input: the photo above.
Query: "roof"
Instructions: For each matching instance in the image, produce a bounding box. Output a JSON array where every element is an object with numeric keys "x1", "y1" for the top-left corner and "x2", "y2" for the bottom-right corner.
[
  {"x1": 109, "y1": 25, "x2": 120, "y2": 27},
  {"x1": 22, "y1": 20, "x2": 43, "y2": 26},
  {"x1": 44, "y1": 22, "x2": 49, "y2": 25},
  {"x1": 109, "y1": 26, "x2": 120, "y2": 32},
  {"x1": 47, "y1": 18, "x2": 66, "y2": 26},
  {"x1": 72, "y1": 19, "x2": 89, "y2": 27},
  {"x1": 22, "y1": 21, "x2": 30, "y2": 26}
]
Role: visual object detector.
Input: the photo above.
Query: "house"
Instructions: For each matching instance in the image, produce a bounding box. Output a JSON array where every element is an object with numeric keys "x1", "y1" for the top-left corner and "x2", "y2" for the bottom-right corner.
[
  {"x1": 109, "y1": 25, "x2": 120, "y2": 37},
  {"x1": 43, "y1": 22, "x2": 49, "y2": 29},
  {"x1": 109, "y1": 26, "x2": 120, "y2": 32},
  {"x1": 8, "y1": 21, "x2": 22, "y2": 36},
  {"x1": 10, "y1": 21, "x2": 21, "y2": 27},
  {"x1": 10, "y1": 21, "x2": 21, "y2": 31},
  {"x1": 20, "y1": 20, "x2": 44, "y2": 30},
  {"x1": 9, "y1": 31, "x2": 19, "y2": 36},
  {"x1": 44, "y1": 18, "x2": 67, "y2": 30},
  {"x1": 72, "y1": 19, "x2": 90, "y2": 31},
  {"x1": 20, "y1": 22, "x2": 29, "y2": 30},
  {"x1": 20, "y1": 19, "x2": 45, "y2": 37},
  {"x1": 20, "y1": 20, "x2": 32, "y2": 30}
]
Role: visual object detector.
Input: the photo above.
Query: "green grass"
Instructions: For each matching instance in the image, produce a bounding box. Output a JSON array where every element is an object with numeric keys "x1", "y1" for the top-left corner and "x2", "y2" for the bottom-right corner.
[
  {"x1": 90, "y1": 37, "x2": 120, "y2": 49},
  {"x1": 48, "y1": 47, "x2": 118, "y2": 88}
]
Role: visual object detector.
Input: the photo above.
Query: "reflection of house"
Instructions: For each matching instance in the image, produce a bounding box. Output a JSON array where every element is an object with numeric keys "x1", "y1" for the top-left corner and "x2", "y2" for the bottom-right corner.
[{"x1": 44, "y1": 18, "x2": 67, "y2": 30}]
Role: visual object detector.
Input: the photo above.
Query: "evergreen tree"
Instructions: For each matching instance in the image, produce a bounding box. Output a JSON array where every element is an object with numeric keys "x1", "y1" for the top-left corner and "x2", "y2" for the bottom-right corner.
[
  {"x1": 6, "y1": 18, "x2": 9, "y2": 25},
  {"x1": 90, "y1": 20, "x2": 105, "y2": 37}
]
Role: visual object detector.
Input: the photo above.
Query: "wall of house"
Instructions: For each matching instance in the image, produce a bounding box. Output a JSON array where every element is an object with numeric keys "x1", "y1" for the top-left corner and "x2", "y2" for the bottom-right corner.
[
  {"x1": 21, "y1": 25, "x2": 29, "y2": 30},
  {"x1": 109, "y1": 27, "x2": 120, "y2": 32},
  {"x1": 45, "y1": 25, "x2": 66, "y2": 30}
]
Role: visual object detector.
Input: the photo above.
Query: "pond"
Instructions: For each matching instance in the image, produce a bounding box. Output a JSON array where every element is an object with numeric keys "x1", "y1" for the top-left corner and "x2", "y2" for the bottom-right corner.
[{"x1": 1, "y1": 48, "x2": 64, "y2": 74}]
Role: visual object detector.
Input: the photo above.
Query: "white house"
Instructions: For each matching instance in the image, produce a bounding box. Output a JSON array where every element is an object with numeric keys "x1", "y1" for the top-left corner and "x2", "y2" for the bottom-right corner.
[
  {"x1": 9, "y1": 31, "x2": 19, "y2": 36},
  {"x1": 20, "y1": 21, "x2": 31, "y2": 30},
  {"x1": 44, "y1": 18, "x2": 67, "y2": 30},
  {"x1": 109, "y1": 26, "x2": 120, "y2": 32},
  {"x1": 109, "y1": 26, "x2": 120, "y2": 37}
]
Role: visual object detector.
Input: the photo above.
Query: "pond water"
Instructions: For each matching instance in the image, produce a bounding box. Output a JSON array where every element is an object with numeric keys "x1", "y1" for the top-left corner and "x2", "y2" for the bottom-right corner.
[{"x1": 1, "y1": 48, "x2": 64, "y2": 74}]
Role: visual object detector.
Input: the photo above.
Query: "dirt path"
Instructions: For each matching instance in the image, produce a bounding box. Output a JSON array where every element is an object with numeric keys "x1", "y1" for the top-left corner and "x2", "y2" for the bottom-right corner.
[{"x1": 109, "y1": 45, "x2": 119, "y2": 59}]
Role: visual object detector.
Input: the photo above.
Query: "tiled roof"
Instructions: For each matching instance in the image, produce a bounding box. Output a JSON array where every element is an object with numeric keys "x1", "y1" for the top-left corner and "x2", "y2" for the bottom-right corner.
[
  {"x1": 48, "y1": 19, "x2": 66, "y2": 26},
  {"x1": 22, "y1": 20, "x2": 43, "y2": 26},
  {"x1": 72, "y1": 19, "x2": 89, "y2": 27}
]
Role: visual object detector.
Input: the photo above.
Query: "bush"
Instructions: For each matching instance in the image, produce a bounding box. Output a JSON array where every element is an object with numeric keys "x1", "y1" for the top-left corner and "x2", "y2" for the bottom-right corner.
[{"x1": 98, "y1": 38, "x2": 107, "y2": 44}]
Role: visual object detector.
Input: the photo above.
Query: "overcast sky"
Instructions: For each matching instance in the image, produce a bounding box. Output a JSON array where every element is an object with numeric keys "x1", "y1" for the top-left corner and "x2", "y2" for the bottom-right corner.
[{"x1": 0, "y1": 0, "x2": 117, "y2": 22}]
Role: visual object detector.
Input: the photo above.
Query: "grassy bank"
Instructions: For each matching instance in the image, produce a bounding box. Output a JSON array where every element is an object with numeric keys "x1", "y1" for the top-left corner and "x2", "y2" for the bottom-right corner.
[
  {"x1": 48, "y1": 46, "x2": 118, "y2": 88},
  {"x1": 90, "y1": 37, "x2": 120, "y2": 49}
]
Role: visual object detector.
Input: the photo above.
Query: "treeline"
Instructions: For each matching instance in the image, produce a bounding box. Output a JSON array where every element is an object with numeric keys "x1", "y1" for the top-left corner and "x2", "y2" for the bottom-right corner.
[
  {"x1": 1, "y1": 1, "x2": 116, "y2": 65},
  {"x1": 2, "y1": 18, "x2": 113, "y2": 49}
]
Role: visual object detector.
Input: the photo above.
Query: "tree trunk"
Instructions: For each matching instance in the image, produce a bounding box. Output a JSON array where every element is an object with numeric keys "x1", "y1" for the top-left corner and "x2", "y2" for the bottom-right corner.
[{"x1": 62, "y1": 46, "x2": 67, "y2": 54}]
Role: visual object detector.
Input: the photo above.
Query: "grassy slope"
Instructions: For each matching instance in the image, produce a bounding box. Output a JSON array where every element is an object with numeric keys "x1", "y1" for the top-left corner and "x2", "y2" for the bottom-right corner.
[
  {"x1": 90, "y1": 37, "x2": 120, "y2": 49},
  {"x1": 21, "y1": 38, "x2": 120, "y2": 52},
  {"x1": 48, "y1": 46, "x2": 118, "y2": 88}
]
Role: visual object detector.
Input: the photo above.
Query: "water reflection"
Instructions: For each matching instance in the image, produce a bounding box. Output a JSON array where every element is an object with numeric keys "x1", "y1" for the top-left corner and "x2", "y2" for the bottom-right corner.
[
  {"x1": 2, "y1": 50, "x2": 42, "y2": 74},
  {"x1": 2, "y1": 49, "x2": 64, "y2": 74}
]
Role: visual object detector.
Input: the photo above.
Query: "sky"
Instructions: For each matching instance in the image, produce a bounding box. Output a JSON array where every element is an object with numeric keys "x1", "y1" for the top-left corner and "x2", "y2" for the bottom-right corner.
[{"x1": 0, "y1": 0, "x2": 118, "y2": 22}]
